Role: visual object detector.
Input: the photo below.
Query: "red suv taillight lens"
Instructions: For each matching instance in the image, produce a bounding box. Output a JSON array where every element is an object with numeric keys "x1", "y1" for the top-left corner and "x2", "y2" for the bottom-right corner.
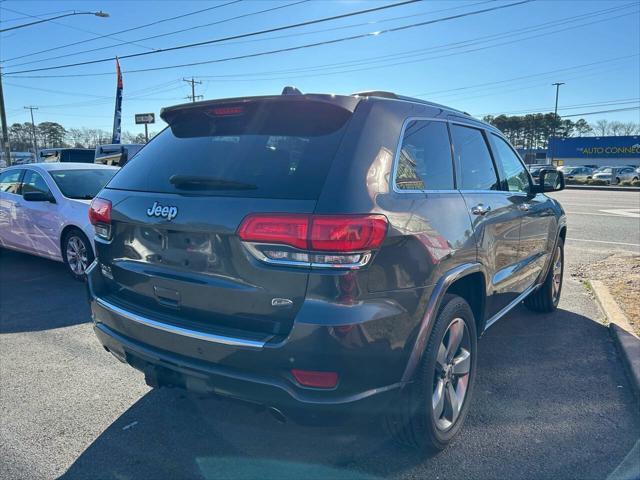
[
  {"x1": 309, "y1": 215, "x2": 387, "y2": 252},
  {"x1": 237, "y1": 214, "x2": 308, "y2": 250},
  {"x1": 237, "y1": 214, "x2": 388, "y2": 268},
  {"x1": 89, "y1": 197, "x2": 112, "y2": 239}
]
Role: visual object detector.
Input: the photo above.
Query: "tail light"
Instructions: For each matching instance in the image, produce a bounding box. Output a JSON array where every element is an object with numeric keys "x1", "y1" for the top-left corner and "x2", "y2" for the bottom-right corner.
[
  {"x1": 89, "y1": 197, "x2": 112, "y2": 239},
  {"x1": 237, "y1": 213, "x2": 387, "y2": 268}
]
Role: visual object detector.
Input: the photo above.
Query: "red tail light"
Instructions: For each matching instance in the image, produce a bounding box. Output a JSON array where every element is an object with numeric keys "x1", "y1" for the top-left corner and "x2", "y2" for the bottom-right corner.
[
  {"x1": 291, "y1": 369, "x2": 338, "y2": 389},
  {"x1": 237, "y1": 214, "x2": 308, "y2": 250},
  {"x1": 237, "y1": 214, "x2": 387, "y2": 252},
  {"x1": 310, "y1": 215, "x2": 387, "y2": 252},
  {"x1": 89, "y1": 197, "x2": 111, "y2": 225}
]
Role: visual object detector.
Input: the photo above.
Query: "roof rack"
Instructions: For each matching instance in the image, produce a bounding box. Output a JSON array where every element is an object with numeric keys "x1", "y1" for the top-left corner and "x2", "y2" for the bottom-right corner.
[{"x1": 351, "y1": 90, "x2": 470, "y2": 116}]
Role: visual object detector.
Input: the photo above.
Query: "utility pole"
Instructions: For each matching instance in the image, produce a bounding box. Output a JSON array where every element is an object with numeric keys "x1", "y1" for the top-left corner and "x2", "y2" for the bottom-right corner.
[
  {"x1": 0, "y1": 68, "x2": 11, "y2": 166},
  {"x1": 183, "y1": 77, "x2": 203, "y2": 103},
  {"x1": 24, "y1": 106, "x2": 39, "y2": 155},
  {"x1": 550, "y1": 82, "x2": 565, "y2": 165}
]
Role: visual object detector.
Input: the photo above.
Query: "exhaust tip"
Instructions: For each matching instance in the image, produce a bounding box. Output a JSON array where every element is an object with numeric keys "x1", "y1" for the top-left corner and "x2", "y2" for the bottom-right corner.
[{"x1": 267, "y1": 406, "x2": 287, "y2": 424}]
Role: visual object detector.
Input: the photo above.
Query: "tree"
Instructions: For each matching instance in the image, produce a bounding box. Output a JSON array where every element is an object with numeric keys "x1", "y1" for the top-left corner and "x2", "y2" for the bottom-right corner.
[
  {"x1": 37, "y1": 122, "x2": 66, "y2": 148},
  {"x1": 8, "y1": 123, "x2": 34, "y2": 151}
]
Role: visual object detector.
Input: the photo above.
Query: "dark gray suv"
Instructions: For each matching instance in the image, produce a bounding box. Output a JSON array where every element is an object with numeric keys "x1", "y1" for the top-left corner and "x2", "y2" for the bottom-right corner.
[{"x1": 87, "y1": 90, "x2": 566, "y2": 450}]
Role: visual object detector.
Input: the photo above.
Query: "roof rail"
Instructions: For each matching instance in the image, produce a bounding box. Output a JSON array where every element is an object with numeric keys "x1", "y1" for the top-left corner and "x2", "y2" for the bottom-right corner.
[
  {"x1": 282, "y1": 86, "x2": 303, "y2": 95},
  {"x1": 351, "y1": 90, "x2": 470, "y2": 116},
  {"x1": 352, "y1": 90, "x2": 398, "y2": 99}
]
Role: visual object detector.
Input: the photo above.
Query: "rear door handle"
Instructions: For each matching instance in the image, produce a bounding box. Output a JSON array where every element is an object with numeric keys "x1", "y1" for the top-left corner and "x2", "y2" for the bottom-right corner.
[
  {"x1": 518, "y1": 203, "x2": 531, "y2": 212},
  {"x1": 471, "y1": 204, "x2": 491, "y2": 216}
]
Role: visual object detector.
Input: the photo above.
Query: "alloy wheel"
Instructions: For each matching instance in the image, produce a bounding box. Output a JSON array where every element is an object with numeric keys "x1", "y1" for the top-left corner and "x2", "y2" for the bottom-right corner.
[
  {"x1": 432, "y1": 317, "x2": 471, "y2": 431},
  {"x1": 551, "y1": 245, "x2": 563, "y2": 302},
  {"x1": 66, "y1": 236, "x2": 88, "y2": 275}
]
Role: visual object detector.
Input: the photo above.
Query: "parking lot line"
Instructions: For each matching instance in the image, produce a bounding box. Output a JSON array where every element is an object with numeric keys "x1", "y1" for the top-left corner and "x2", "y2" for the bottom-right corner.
[{"x1": 568, "y1": 237, "x2": 640, "y2": 247}]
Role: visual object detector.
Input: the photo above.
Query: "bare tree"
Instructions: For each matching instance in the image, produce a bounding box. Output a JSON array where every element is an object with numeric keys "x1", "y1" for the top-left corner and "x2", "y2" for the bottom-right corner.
[{"x1": 592, "y1": 119, "x2": 609, "y2": 136}]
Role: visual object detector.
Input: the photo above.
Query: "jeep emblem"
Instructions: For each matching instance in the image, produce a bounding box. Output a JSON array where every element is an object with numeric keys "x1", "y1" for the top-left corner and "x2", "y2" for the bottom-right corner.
[{"x1": 146, "y1": 201, "x2": 178, "y2": 221}]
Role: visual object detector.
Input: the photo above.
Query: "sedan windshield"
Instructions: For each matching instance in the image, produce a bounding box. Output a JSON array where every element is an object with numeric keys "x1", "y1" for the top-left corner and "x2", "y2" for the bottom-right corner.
[{"x1": 50, "y1": 169, "x2": 117, "y2": 199}]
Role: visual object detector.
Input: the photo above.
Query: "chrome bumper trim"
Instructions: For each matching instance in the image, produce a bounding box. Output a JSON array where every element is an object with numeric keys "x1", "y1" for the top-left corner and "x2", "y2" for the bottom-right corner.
[{"x1": 94, "y1": 297, "x2": 265, "y2": 350}]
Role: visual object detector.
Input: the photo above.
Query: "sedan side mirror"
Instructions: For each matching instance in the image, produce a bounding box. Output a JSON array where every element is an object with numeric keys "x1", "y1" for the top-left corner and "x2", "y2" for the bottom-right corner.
[
  {"x1": 534, "y1": 169, "x2": 565, "y2": 193},
  {"x1": 23, "y1": 191, "x2": 56, "y2": 203}
]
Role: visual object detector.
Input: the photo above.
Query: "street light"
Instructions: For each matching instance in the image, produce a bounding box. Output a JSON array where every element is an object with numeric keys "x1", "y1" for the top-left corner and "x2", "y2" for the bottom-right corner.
[
  {"x1": 0, "y1": 11, "x2": 110, "y2": 33},
  {"x1": 0, "y1": 10, "x2": 109, "y2": 166}
]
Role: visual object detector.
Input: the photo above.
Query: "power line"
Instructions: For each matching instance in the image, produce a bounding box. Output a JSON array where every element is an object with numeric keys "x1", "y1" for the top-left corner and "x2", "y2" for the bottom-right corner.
[
  {"x1": 1, "y1": 0, "x2": 243, "y2": 63},
  {"x1": 5, "y1": 0, "x2": 311, "y2": 69},
  {"x1": 0, "y1": 5, "x2": 155, "y2": 51},
  {"x1": 8, "y1": 0, "x2": 627, "y2": 81},
  {"x1": 3, "y1": 0, "x2": 528, "y2": 75},
  {"x1": 189, "y1": 7, "x2": 636, "y2": 84},
  {"x1": 477, "y1": 98, "x2": 640, "y2": 116},
  {"x1": 562, "y1": 107, "x2": 640, "y2": 117}
]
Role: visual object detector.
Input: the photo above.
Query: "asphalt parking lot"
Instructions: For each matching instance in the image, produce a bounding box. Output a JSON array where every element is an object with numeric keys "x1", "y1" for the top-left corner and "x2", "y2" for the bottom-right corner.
[{"x1": 1, "y1": 189, "x2": 639, "y2": 480}]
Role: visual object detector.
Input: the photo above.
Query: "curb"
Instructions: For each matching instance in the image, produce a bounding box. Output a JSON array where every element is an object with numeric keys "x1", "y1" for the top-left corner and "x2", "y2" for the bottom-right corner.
[
  {"x1": 565, "y1": 185, "x2": 640, "y2": 192},
  {"x1": 590, "y1": 279, "x2": 640, "y2": 400}
]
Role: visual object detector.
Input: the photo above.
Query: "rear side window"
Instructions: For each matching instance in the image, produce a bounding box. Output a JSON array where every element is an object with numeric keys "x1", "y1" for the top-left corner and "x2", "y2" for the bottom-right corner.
[
  {"x1": 107, "y1": 100, "x2": 352, "y2": 200},
  {"x1": 450, "y1": 125, "x2": 499, "y2": 191},
  {"x1": 395, "y1": 120, "x2": 453, "y2": 191}
]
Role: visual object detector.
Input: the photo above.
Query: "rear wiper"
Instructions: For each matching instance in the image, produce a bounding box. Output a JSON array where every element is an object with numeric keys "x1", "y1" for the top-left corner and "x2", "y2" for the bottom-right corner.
[{"x1": 169, "y1": 175, "x2": 257, "y2": 190}]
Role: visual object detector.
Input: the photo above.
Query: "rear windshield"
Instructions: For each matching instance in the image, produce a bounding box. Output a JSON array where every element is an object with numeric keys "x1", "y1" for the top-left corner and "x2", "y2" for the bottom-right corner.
[
  {"x1": 106, "y1": 100, "x2": 352, "y2": 199},
  {"x1": 50, "y1": 169, "x2": 117, "y2": 200}
]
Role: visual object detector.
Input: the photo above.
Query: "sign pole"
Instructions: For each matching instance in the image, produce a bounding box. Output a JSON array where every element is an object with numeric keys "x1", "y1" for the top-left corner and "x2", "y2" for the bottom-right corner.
[{"x1": 144, "y1": 124, "x2": 148, "y2": 143}]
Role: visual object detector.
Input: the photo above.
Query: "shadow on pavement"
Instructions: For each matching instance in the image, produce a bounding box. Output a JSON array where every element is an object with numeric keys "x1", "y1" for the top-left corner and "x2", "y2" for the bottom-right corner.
[
  {"x1": 0, "y1": 249, "x2": 91, "y2": 333},
  {"x1": 59, "y1": 306, "x2": 640, "y2": 480}
]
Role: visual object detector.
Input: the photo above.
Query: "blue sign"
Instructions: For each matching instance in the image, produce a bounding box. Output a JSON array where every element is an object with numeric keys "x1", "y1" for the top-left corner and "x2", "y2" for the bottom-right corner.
[{"x1": 549, "y1": 136, "x2": 640, "y2": 158}]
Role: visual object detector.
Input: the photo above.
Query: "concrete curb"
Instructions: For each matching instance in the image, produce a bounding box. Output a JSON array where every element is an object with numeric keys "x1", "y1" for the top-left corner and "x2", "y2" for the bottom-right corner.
[
  {"x1": 565, "y1": 185, "x2": 640, "y2": 192},
  {"x1": 590, "y1": 279, "x2": 640, "y2": 400}
]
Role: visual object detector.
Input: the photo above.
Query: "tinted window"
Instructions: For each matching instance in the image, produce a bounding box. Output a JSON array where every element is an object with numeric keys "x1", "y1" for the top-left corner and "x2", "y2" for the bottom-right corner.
[
  {"x1": 22, "y1": 170, "x2": 51, "y2": 195},
  {"x1": 50, "y1": 169, "x2": 117, "y2": 200},
  {"x1": 451, "y1": 125, "x2": 499, "y2": 191},
  {"x1": 395, "y1": 120, "x2": 453, "y2": 191},
  {"x1": 0, "y1": 169, "x2": 23, "y2": 194},
  {"x1": 108, "y1": 101, "x2": 352, "y2": 199},
  {"x1": 65, "y1": 150, "x2": 95, "y2": 163},
  {"x1": 489, "y1": 134, "x2": 530, "y2": 193}
]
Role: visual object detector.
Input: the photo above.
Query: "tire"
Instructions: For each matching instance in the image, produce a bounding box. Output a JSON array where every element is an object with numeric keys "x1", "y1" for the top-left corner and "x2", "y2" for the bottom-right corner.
[
  {"x1": 615, "y1": 177, "x2": 621, "y2": 184},
  {"x1": 385, "y1": 294, "x2": 478, "y2": 451},
  {"x1": 524, "y1": 237, "x2": 564, "y2": 313},
  {"x1": 62, "y1": 229, "x2": 94, "y2": 281}
]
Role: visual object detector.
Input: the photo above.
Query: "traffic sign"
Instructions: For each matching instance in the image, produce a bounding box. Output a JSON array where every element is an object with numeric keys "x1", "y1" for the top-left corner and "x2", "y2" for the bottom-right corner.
[{"x1": 135, "y1": 113, "x2": 155, "y2": 124}]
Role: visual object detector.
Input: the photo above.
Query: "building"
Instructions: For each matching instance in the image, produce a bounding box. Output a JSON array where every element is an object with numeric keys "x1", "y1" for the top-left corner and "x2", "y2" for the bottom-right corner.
[{"x1": 547, "y1": 135, "x2": 640, "y2": 167}]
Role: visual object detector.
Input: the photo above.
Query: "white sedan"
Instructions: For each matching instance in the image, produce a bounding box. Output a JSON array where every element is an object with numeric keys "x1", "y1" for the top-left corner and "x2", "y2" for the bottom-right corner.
[{"x1": 0, "y1": 162, "x2": 118, "y2": 279}]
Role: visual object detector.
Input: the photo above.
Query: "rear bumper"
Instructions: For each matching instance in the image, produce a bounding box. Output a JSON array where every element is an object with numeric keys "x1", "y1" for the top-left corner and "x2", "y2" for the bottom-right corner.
[{"x1": 87, "y1": 261, "x2": 410, "y2": 421}]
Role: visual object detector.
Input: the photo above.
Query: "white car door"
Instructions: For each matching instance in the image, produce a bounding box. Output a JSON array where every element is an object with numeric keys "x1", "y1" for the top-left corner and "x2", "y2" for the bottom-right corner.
[
  {"x1": 0, "y1": 169, "x2": 25, "y2": 248},
  {"x1": 17, "y1": 169, "x2": 64, "y2": 259}
]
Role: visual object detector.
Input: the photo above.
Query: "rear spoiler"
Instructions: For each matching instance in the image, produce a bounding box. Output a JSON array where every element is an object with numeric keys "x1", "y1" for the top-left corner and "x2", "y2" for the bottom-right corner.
[{"x1": 160, "y1": 93, "x2": 360, "y2": 125}]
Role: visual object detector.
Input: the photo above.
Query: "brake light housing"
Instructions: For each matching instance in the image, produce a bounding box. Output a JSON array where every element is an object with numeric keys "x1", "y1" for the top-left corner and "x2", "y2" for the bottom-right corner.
[
  {"x1": 89, "y1": 197, "x2": 112, "y2": 239},
  {"x1": 237, "y1": 213, "x2": 388, "y2": 269}
]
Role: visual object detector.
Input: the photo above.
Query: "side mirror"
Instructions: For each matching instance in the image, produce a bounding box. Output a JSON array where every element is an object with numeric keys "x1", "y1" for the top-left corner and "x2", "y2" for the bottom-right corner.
[
  {"x1": 534, "y1": 169, "x2": 565, "y2": 193},
  {"x1": 23, "y1": 191, "x2": 56, "y2": 203}
]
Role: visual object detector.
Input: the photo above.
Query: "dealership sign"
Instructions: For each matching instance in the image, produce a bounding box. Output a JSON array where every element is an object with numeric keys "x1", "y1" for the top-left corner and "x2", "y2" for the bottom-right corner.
[{"x1": 549, "y1": 136, "x2": 640, "y2": 158}]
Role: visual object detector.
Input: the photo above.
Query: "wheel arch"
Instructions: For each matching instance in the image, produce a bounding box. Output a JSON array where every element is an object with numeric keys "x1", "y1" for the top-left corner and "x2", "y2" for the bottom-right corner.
[
  {"x1": 401, "y1": 263, "x2": 487, "y2": 383},
  {"x1": 60, "y1": 224, "x2": 94, "y2": 258}
]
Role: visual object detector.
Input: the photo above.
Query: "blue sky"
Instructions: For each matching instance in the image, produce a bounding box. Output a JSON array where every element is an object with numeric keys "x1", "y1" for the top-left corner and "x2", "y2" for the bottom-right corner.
[{"x1": 1, "y1": 0, "x2": 638, "y2": 136}]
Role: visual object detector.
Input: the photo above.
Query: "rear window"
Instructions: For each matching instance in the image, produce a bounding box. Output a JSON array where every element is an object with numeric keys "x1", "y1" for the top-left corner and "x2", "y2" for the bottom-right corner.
[
  {"x1": 50, "y1": 169, "x2": 117, "y2": 200},
  {"x1": 107, "y1": 100, "x2": 352, "y2": 199}
]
